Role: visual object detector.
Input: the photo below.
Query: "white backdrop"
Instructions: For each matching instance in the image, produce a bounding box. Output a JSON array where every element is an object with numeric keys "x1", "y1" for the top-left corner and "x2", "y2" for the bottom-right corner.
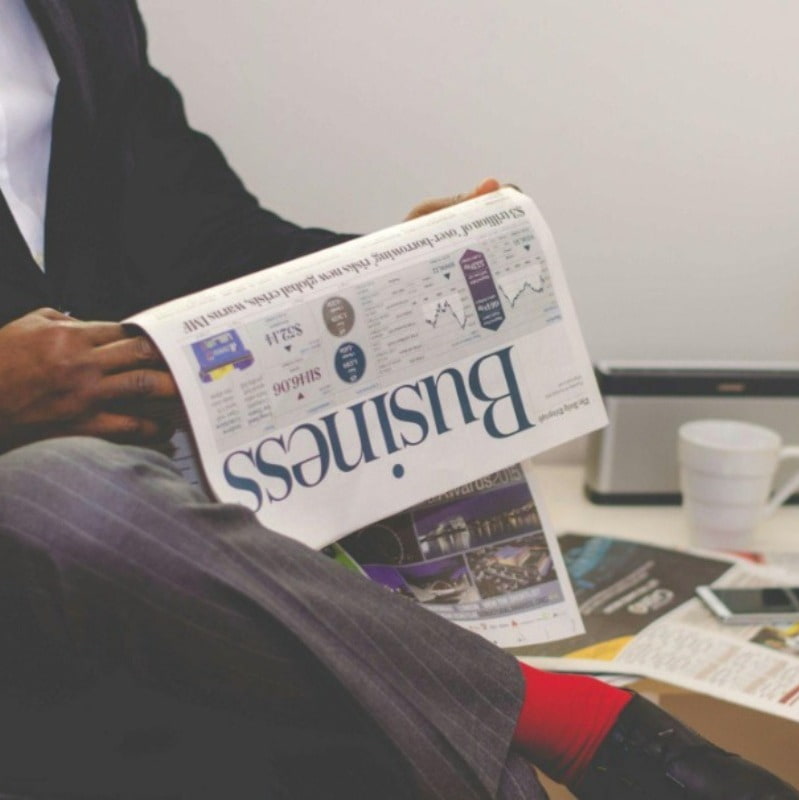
[{"x1": 138, "y1": 0, "x2": 799, "y2": 363}]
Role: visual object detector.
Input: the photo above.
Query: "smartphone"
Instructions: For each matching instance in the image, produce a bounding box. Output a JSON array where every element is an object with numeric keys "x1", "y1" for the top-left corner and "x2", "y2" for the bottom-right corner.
[{"x1": 695, "y1": 585, "x2": 799, "y2": 625}]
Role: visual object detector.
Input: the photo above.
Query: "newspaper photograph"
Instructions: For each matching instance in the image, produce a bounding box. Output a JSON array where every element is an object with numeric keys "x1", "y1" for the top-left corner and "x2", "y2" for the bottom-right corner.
[
  {"x1": 327, "y1": 462, "x2": 585, "y2": 649},
  {"x1": 128, "y1": 189, "x2": 606, "y2": 547},
  {"x1": 516, "y1": 533, "x2": 799, "y2": 722}
]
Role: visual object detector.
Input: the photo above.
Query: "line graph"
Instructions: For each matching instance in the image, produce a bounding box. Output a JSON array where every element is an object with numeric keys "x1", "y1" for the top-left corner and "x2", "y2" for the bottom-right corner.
[
  {"x1": 424, "y1": 296, "x2": 468, "y2": 329},
  {"x1": 498, "y1": 273, "x2": 546, "y2": 308}
]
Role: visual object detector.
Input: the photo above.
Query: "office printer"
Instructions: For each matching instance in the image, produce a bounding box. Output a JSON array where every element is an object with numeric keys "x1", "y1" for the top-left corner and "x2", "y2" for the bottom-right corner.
[{"x1": 585, "y1": 361, "x2": 799, "y2": 504}]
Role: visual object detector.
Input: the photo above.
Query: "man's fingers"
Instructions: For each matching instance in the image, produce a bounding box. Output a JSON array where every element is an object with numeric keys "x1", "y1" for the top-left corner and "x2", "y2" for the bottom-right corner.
[
  {"x1": 404, "y1": 177, "x2": 503, "y2": 221},
  {"x1": 69, "y1": 411, "x2": 173, "y2": 443},
  {"x1": 470, "y1": 177, "x2": 501, "y2": 197},
  {"x1": 96, "y1": 368, "x2": 179, "y2": 403},
  {"x1": 93, "y1": 334, "x2": 164, "y2": 372},
  {"x1": 69, "y1": 319, "x2": 130, "y2": 347},
  {"x1": 37, "y1": 307, "x2": 73, "y2": 322},
  {"x1": 405, "y1": 193, "x2": 466, "y2": 220}
]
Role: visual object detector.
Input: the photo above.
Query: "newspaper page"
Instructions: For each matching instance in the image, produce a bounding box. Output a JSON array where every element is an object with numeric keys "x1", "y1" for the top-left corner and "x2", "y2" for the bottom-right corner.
[
  {"x1": 515, "y1": 534, "x2": 799, "y2": 722},
  {"x1": 328, "y1": 462, "x2": 585, "y2": 649},
  {"x1": 127, "y1": 189, "x2": 606, "y2": 548}
]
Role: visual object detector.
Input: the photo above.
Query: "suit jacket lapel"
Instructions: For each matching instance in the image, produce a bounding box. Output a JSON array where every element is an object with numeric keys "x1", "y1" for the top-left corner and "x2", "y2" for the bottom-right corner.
[
  {"x1": 0, "y1": 2, "x2": 85, "y2": 305},
  {"x1": 22, "y1": 0, "x2": 100, "y2": 307},
  {"x1": 25, "y1": 0, "x2": 96, "y2": 126}
]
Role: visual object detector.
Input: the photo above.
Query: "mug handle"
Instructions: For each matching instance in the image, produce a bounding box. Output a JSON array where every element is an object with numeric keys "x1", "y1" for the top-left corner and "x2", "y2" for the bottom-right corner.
[{"x1": 764, "y1": 446, "x2": 799, "y2": 515}]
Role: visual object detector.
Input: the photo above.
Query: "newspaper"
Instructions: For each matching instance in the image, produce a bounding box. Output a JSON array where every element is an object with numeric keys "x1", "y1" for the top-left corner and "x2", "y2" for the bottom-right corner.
[
  {"x1": 515, "y1": 533, "x2": 799, "y2": 722},
  {"x1": 127, "y1": 189, "x2": 606, "y2": 548},
  {"x1": 329, "y1": 462, "x2": 585, "y2": 649}
]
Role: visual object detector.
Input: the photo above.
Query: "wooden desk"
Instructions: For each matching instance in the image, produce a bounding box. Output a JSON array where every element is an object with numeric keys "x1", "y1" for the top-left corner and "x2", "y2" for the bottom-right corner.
[{"x1": 526, "y1": 462, "x2": 799, "y2": 798}]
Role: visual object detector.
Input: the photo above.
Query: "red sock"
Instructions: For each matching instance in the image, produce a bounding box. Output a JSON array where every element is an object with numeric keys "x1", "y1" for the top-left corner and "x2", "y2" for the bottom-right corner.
[{"x1": 512, "y1": 662, "x2": 633, "y2": 786}]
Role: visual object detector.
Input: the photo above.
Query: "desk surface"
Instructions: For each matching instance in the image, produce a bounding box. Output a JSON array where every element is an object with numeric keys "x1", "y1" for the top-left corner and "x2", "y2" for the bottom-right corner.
[{"x1": 528, "y1": 461, "x2": 799, "y2": 554}]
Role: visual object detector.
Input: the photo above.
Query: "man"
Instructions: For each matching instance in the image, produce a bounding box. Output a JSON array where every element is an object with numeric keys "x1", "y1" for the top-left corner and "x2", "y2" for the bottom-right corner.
[{"x1": 1, "y1": 2, "x2": 796, "y2": 797}]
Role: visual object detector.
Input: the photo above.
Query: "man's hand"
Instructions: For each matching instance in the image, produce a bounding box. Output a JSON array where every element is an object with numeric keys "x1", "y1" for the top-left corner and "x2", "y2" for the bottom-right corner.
[
  {"x1": 404, "y1": 177, "x2": 502, "y2": 220},
  {"x1": 0, "y1": 308, "x2": 179, "y2": 451}
]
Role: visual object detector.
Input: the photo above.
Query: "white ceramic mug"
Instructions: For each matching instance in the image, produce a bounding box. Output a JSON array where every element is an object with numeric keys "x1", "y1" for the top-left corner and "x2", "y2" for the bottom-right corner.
[{"x1": 678, "y1": 419, "x2": 799, "y2": 550}]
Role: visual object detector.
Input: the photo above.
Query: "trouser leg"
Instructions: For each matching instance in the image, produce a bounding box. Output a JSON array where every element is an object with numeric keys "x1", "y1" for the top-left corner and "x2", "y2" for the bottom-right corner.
[{"x1": 0, "y1": 438, "x2": 546, "y2": 799}]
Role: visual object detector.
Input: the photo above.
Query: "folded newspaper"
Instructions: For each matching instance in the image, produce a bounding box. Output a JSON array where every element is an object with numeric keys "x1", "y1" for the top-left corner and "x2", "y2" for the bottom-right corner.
[{"x1": 127, "y1": 188, "x2": 606, "y2": 548}]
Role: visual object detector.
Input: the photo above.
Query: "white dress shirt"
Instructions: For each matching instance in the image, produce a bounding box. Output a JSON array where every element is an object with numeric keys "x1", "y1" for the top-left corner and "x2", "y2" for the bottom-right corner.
[{"x1": 0, "y1": 0, "x2": 59, "y2": 270}]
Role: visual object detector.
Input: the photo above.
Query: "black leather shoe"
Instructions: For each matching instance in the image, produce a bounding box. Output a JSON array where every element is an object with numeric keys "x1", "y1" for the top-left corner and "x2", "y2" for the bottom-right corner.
[{"x1": 573, "y1": 693, "x2": 798, "y2": 799}]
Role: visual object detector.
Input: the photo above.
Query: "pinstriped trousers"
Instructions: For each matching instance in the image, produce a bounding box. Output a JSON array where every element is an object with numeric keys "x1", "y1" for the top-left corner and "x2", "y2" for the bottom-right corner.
[{"x1": 0, "y1": 438, "x2": 549, "y2": 799}]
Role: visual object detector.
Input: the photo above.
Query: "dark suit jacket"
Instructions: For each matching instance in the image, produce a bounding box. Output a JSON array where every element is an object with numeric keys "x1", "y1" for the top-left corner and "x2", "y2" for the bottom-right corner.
[{"x1": 1, "y1": 0, "x2": 350, "y2": 328}]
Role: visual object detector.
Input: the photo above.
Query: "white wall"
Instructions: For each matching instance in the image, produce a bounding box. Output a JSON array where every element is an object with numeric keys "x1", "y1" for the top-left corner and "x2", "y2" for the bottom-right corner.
[{"x1": 138, "y1": 0, "x2": 799, "y2": 363}]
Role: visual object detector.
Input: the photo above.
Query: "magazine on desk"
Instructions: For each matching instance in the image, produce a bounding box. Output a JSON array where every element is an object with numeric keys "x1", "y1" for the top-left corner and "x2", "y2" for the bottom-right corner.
[
  {"x1": 126, "y1": 188, "x2": 606, "y2": 547},
  {"x1": 515, "y1": 533, "x2": 799, "y2": 722}
]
